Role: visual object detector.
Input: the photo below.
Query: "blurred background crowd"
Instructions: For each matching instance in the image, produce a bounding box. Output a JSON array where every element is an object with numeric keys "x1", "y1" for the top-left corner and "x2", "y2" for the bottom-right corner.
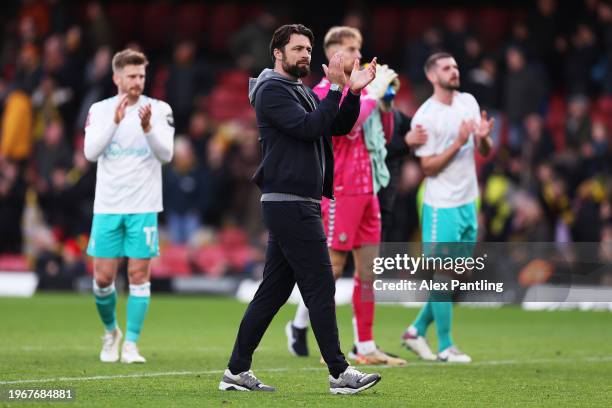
[{"x1": 0, "y1": 0, "x2": 611, "y2": 286}]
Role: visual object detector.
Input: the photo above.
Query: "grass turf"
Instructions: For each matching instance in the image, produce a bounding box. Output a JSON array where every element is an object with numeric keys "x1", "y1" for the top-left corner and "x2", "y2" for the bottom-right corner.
[{"x1": 1, "y1": 293, "x2": 611, "y2": 407}]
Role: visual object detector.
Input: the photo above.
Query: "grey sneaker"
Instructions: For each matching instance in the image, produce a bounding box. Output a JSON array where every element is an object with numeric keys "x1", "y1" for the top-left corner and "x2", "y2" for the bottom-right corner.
[
  {"x1": 329, "y1": 366, "x2": 381, "y2": 394},
  {"x1": 219, "y1": 369, "x2": 276, "y2": 392}
]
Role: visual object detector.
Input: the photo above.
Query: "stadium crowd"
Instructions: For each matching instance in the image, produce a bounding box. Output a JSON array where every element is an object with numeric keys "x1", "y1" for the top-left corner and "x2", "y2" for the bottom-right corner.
[{"x1": 1, "y1": 0, "x2": 611, "y2": 283}]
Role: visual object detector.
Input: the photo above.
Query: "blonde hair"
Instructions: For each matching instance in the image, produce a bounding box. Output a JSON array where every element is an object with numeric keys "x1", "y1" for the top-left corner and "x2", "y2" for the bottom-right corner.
[
  {"x1": 323, "y1": 26, "x2": 362, "y2": 50},
  {"x1": 111, "y1": 49, "x2": 148, "y2": 73}
]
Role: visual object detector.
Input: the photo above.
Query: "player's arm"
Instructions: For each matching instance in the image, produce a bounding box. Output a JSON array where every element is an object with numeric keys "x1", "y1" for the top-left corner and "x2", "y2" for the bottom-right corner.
[
  {"x1": 141, "y1": 102, "x2": 175, "y2": 163},
  {"x1": 330, "y1": 90, "x2": 360, "y2": 136},
  {"x1": 474, "y1": 110, "x2": 494, "y2": 157},
  {"x1": 420, "y1": 120, "x2": 473, "y2": 177},
  {"x1": 83, "y1": 96, "x2": 128, "y2": 162},
  {"x1": 259, "y1": 81, "x2": 342, "y2": 142},
  {"x1": 331, "y1": 56, "x2": 377, "y2": 136}
]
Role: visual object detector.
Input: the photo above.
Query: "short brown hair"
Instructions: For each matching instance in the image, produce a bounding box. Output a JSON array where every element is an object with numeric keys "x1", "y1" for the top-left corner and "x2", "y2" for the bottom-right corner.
[
  {"x1": 269, "y1": 24, "x2": 314, "y2": 62},
  {"x1": 424, "y1": 52, "x2": 454, "y2": 73},
  {"x1": 323, "y1": 26, "x2": 362, "y2": 50},
  {"x1": 112, "y1": 49, "x2": 149, "y2": 73}
]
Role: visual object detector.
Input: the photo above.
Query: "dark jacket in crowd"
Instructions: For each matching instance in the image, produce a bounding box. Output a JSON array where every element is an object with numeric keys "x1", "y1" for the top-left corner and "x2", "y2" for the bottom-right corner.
[{"x1": 248, "y1": 69, "x2": 360, "y2": 200}]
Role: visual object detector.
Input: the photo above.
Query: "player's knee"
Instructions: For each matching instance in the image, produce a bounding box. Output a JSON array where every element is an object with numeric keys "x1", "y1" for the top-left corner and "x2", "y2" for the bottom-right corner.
[
  {"x1": 127, "y1": 262, "x2": 150, "y2": 284},
  {"x1": 356, "y1": 265, "x2": 374, "y2": 281},
  {"x1": 94, "y1": 275, "x2": 113, "y2": 288}
]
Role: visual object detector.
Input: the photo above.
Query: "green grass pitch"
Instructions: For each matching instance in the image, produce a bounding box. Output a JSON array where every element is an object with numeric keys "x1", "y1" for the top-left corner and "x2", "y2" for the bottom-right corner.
[{"x1": 1, "y1": 294, "x2": 611, "y2": 407}]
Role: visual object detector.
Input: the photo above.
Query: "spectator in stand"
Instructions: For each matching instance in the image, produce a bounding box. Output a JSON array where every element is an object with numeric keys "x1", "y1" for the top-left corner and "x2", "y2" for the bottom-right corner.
[
  {"x1": 526, "y1": 0, "x2": 566, "y2": 82},
  {"x1": 565, "y1": 24, "x2": 599, "y2": 96},
  {"x1": 443, "y1": 10, "x2": 470, "y2": 68},
  {"x1": 521, "y1": 113, "x2": 556, "y2": 176},
  {"x1": 579, "y1": 119, "x2": 610, "y2": 178},
  {"x1": 504, "y1": 46, "x2": 549, "y2": 151},
  {"x1": 1, "y1": 87, "x2": 33, "y2": 162},
  {"x1": 598, "y1": 1, "x2": 612, "y2": 94},
  {"x1": 13, "y1": 42, "x2": 42, "y2": 93},
  {"x1": 230, "y1": 11, "x2": 278, "y2": 76},
  {"x1": 507, "y1": 21, "x2": 537, "y2": 60},
  {"x1": 565, "y1": 94, "x2": 592, "y2": 153},
  {"x1": 186, "y1": 110, "x2": 214, "y2": 159},
  {"x1": 202, "y1": 135, "x2": 234, "y2": 228},
  {"x1": 63, "y1": 26, "x2": 87, "y2": 97},
  {"x1": 165, "y1": 40, "x2": 214, "y2": 133},
  {"x1": 33, "y1": 119, "x2": 72, "y2": 185},
  {"x1": 0, "y1": 157, "x2": 27, "y2": 253},
  {"x1": 85, "y1": 1, "x2": 112, "y2": 48},
  {"x1": 75, "y1": 46, "x2": 114, "y2": 132},
  {"x1": 404, "y1": 27, "x2": 444, "y2": 105},
  {"x1": 227, "y1": 124, "x2": 262, "y2": 237},
  {"x1": 572, "y1": 178, "x2": 609, "y2": 241},
  {"x1": 387, "y1": 159, "x2": 423, "y2": 242},
  {"x1": 31, "y1": 76, "x2": 69, "y2": 141},
  {"x1": 163, "y1": 137, "x2": 207, "y2": 244},
  {"x1": 464, "y1": 57, "x2": 502, "y2": 149}
]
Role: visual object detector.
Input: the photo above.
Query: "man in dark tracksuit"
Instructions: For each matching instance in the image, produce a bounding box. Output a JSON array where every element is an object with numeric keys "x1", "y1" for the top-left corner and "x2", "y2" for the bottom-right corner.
[{"x1": 219, "y1": 24, "x2": 381, "y2": 395}]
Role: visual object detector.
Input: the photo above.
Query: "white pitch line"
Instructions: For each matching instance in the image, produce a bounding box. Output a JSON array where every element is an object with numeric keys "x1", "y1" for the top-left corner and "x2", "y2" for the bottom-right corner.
[{"x1": 1, "y1": 356, "x2": 612, "y2": 385}]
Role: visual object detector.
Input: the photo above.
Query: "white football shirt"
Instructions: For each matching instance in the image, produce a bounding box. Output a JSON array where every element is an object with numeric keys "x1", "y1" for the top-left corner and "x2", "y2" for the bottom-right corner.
[
  {"x1": 413, "y1": 92, "x2": 480, "y2": 208},
  {"x1": 84, "y1": 95, "x2": 174, "y2": 214}
]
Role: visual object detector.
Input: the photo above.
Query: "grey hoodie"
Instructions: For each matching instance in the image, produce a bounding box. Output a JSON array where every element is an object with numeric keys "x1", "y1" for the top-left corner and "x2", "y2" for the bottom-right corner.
[{"x1": 248, "y1": 68, "x2": 316, "y2": 109}]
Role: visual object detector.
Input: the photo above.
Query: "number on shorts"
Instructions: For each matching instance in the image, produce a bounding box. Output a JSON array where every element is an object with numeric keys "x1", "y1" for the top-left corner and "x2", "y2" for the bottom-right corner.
[{"x1": 143, "y1": 226, "x2": 157, "y2": 252}]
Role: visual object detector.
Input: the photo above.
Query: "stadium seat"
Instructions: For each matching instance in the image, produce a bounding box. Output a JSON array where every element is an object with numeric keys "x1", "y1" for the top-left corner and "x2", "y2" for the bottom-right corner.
[
  {"x1": 395, "y1": 74, "x2": 417, "y2": 116},
  {"x1": 150, "y1": 245, "x2": 192, "y2": 278},
  {"x1": 216, "y1": 69, "x2": 249, "y2": 90},
  {"x1": 191, "y1": 245, "x2": 228, "y2": 277},
  {"x1": 218, "y1": 226, "x2": 248, "y2": 248},
  {"x1": 475, "y1": 8, "x2": 512, "y2": 49},
  {"x1": 595, "y1": 95, "x2": 612, "y2": 130},
  {"x1": 149, "y1": 64, "x2": 169, "y2": 100},
  {"x1": 107, "y1": 3, "x2": 140, "y2": 47},
  {"x1": 141, "y1": 2, "x2": 175, "y2": 50},
  {"x1": 208, "y1": 87, "x2": 251, "y2": 121},
  {"x1": 371, "y1": 7, "x2": 402, "y2": 58},
  {"x1": 0, "y1": 254, "x2": 30, "y2": 272},
  {"x1": 208, "y1": 4, "x2": 242, "y2": 53},
  {"x1": 402, "y1": 8, "x2": 437, "y2": 41},
  {"x1": 174, "y1": 3, "x2": 211, "y2": 41},
  {"x1": 225, "y1": 245, "x2": 258, "y2": 271},
  {"x1": 546, "y1": 93, "x2": 567, "y2": 151}
]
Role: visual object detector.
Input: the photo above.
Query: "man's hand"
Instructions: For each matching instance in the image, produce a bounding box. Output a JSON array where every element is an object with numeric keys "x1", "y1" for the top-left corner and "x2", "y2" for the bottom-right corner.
[
  {"x1": 474, "y1": 110, "x2": 494, "y2": 155},
  {"x1": 349, "y1": 57, "x2": 377, "y2": 94},
  {"x1": 322, "y1": 52, "x2": 347, "y2": 89},
  {"x1": 114, "y1": 95, "x2": 129, "y2": 124},
  {"x1": 474, "y1": 110, "x2": 494, "y2": 142},
  {"x1": 139, "y1": 103, "x2": 152, "y2": 133},
  {"x1": 457, "y1": 119, "x2": 475, "y2": 146},
  {"x1": 405, "y1": 124, "x2": 428, "y2": 147}
]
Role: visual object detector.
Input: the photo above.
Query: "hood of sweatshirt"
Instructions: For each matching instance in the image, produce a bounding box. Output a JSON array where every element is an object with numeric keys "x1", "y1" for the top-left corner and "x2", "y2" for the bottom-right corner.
[{"x1": 248, "y1": 68, "x2": 303, "y2": 106}]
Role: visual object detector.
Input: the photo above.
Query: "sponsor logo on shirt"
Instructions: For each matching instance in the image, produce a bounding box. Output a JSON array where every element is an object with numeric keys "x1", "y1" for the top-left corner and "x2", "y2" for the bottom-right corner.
[{"x1": 104, "y1": 141, "x2": 150, "y2": 158}]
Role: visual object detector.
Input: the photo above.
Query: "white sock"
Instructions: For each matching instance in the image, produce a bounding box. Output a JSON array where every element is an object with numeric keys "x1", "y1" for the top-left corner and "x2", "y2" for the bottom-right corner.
[
  {"x1": 356, "y1": 340, "x2": 377, "y2": 355},
  {"x1": 129, "y1": 282, "x2": 151, "y2": 297},
  {"x1": 293, "y1": 300, "x2": 310, "y2": 329},
  {"x1": 93, "y1": 280, "x2": 115, "y2": 297}
]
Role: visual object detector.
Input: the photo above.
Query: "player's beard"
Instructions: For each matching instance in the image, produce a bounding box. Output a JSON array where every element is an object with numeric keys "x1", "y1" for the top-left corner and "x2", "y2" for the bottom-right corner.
[
  {"x1": 282, "y1": 55, "x2": 310, "y2": 78},
  {"x1": 127, "y1": 86, "x2": 142, "y2": 97},
  {"x1": 439, "y1": 77, "x2": 460, "y2": 91}
]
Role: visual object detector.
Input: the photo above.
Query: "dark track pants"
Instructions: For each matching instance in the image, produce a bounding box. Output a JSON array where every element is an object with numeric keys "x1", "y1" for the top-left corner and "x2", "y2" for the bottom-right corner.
[{"x1": 228, "y1": 201, "x2": 349, "y2": 377}]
